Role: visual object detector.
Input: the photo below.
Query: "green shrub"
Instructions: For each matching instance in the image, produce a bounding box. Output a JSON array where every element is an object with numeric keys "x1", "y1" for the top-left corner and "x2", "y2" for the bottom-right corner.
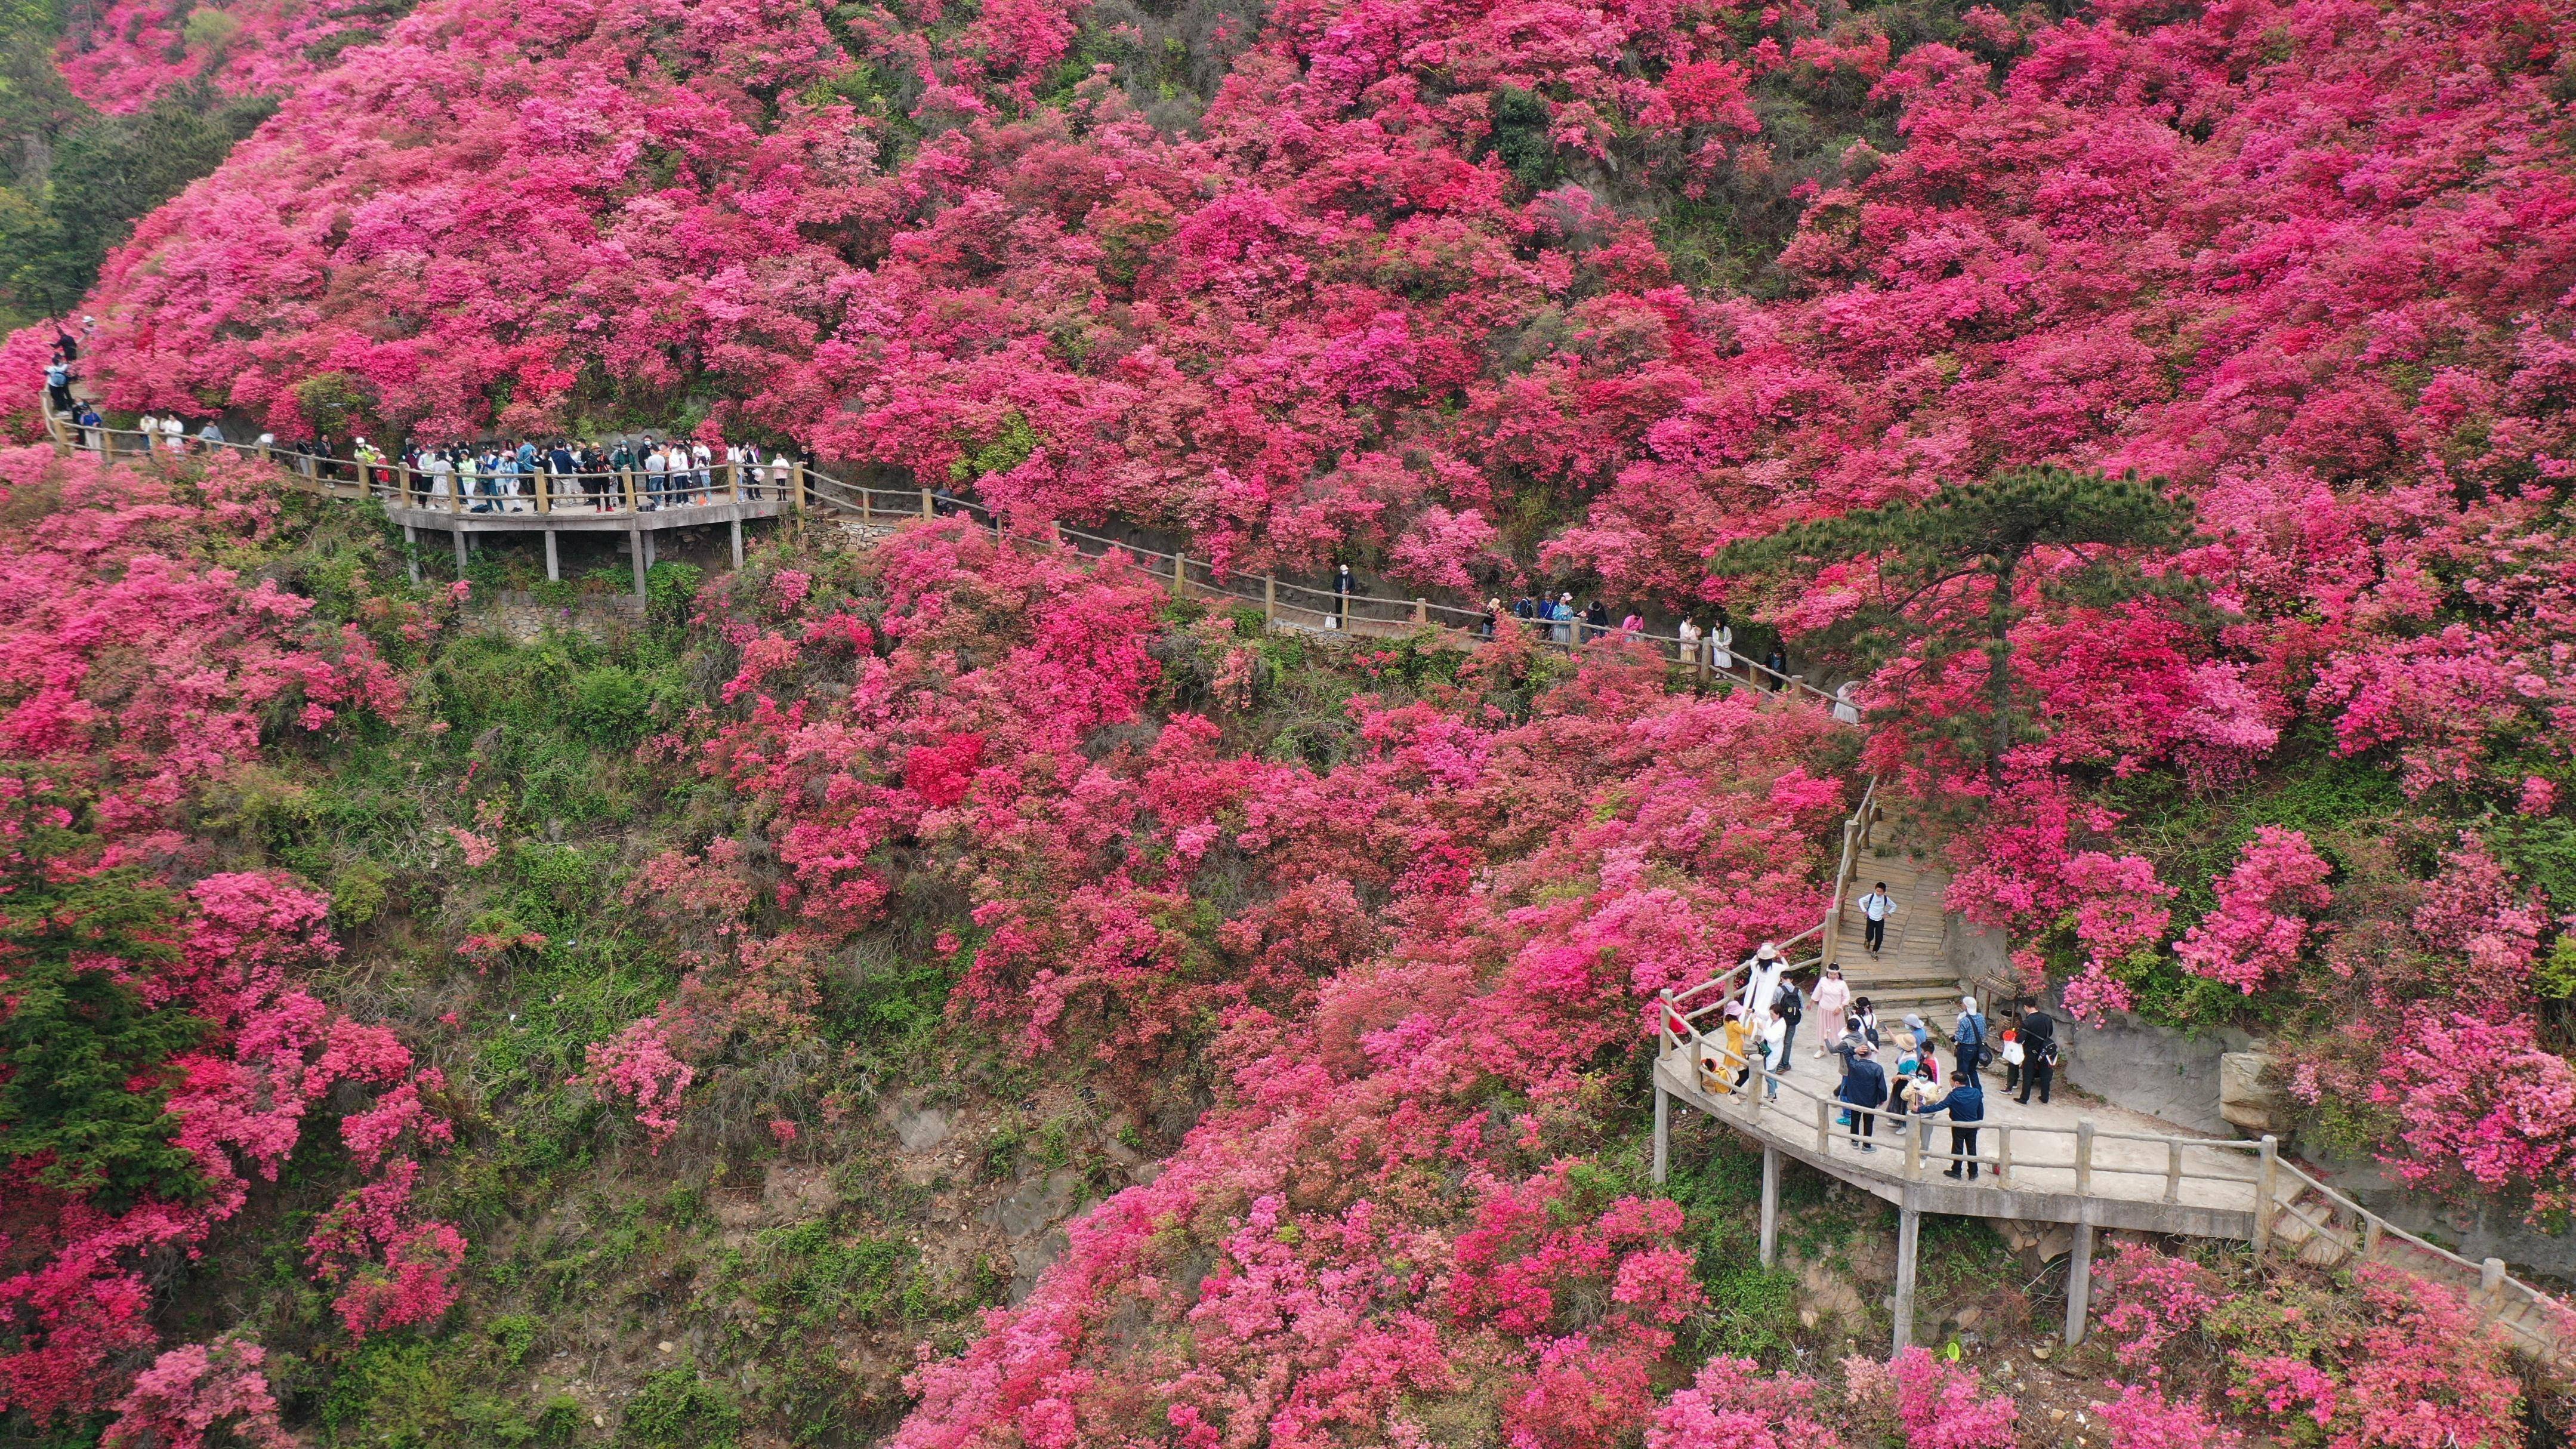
[{"x1": 621, "y1": 1365, "x2": 741, "y2": 1449}]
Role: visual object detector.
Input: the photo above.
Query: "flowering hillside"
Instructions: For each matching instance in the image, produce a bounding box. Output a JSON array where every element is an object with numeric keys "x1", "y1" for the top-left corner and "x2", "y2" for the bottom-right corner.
[{"x1": 14, "y1": 0, "x2": 2576, "y2": 1435}]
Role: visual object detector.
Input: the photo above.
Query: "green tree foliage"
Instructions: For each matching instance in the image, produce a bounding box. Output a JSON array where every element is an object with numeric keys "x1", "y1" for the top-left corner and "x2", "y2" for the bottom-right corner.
[
  {"x1": 0, "y1": 778, "x2": 209, "y2": 1207},
  {"x1": 1711, "y1": 466, "x2": 2198, "y2": 775},
  {"x1": 0, "y1": 69, "x2": 273, "y2": 324}
]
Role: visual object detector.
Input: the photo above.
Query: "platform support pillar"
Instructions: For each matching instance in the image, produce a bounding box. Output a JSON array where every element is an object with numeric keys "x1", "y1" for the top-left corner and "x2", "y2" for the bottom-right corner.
[
  {"x1": 628, "y1": 526, "x2": 646, "y2": 601},
  {"x1": 1760, "y1": 1145, "x2": 1781, "y2": 1268},
  {"x1": 1651, "y1": 1083, "x2": 1670, "y2": 1186},
  {"x1": 544, "y1": 529, "x2": 559, "y2": 581},
  {"x1": 1892, "y1": 1206, "x2": 1921, "y2": 1358},
  {"x1": 2065, "y1": 1222, "x2": 2094, "y2": 1346},
  {"x1": 730, "y1": 518, "x2": 744, "y2": 568}
]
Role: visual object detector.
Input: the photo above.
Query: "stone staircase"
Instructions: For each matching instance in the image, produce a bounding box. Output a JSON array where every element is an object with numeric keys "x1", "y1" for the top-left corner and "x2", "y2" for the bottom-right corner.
[{"x1": 1830, "y1": 833, "x2": 1971, "y2": 1031}]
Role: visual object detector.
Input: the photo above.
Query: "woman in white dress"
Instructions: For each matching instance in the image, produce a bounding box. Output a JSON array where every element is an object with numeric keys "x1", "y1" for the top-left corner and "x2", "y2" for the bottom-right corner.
[
  {"x1": 1834, "y1": 680, "x2": 1862, "y2": 726},
  {"x1": 1711, "y1": 622, "x2": 1735, "y2": 674},
  {"x1": 424, "y1": 449, "x2": 454, "y2": 502},
  {"x1": 1676, "y1": 617, "x2": 1703, "y2": 667}
]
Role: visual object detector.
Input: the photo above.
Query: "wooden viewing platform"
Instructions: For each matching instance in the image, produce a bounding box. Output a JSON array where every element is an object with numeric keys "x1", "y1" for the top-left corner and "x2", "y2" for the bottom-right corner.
[{"x1": 1657, "y1": 777, "x2": 2573, "y2": 1365}]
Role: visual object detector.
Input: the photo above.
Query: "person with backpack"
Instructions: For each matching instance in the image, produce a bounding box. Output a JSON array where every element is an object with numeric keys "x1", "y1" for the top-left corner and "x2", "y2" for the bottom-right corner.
[
  {"x1": 1954, "y1": 995, "x2": 1989, "y2": 1083},
  {"x1": 1772, "y1": 973, "x2": 1804, "y2": 1070},
  {"x1": 1859, "y1": 881, "x2": 1895, "y2": 955},
  {"x1": 2017, "y1": 1002, "x2": 2058, "y2": 1104}
]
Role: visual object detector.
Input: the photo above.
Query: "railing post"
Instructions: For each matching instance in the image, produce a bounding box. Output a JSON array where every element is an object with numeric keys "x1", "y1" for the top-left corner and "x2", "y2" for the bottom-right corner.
[
  {"x1": 1814, "y1": 1096, "x2": 1831, "y2": 1154},
  {"x1": 921, "y1": 486, "x2": 933, "y2": 519},
  {"x1": 1412, "y1": 597, "x2": 1427, "y2": 625},
  {"x1": 1264, "y1": 575, "x2": 1277, "y2": 622},
  {"x1": 1172, "y1": 552, "x2": 1186, "y2": 597},
  {"x1": 538, "y1": 469, "x2": 551, "y2": 515},
  {"x1": 1651, "y1": 1082, "x2": 1670, "y2": 1186},
  {"x1": 2164, "y1": 1140, "x2": 2182, "y2": 1203},
  {"x1": 2480, "y1": 1257, "x2": 2506, "y2": 1309},
  {"x1": 1903, "y1": 1112, "x2": 1921, "y2": 1179},
  {"x1": 1994, "y1": 1124, "x2": 2011, "y2": 1183},
  {"x1": 2075, "y1": 1121, "x2": 2096, "y2": 1196},
  {"x1": 624, "y1": 470, "x2": 638, "y2": 513},
  {"x1": 860, "y1": 485, "x2": 872, "y2": 523},
  {"x1": 396, "y1": 461, "x2": 412, "y2": 505},
  {"x1": 2361, "y1": 1217, "x2": 2383, "y2": 1258},
  {"x1": 792, "y1": 463, "x2": 808, "y2": 526},
  {"x1": 2252, "y1": 1134, "x2": 2279, "y2": 1252}
]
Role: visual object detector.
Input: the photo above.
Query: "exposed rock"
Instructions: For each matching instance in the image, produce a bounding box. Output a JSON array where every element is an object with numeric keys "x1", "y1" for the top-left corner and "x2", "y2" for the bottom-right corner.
[
  {"x1": 2220, "y1": 1051, "x2": 2284, "y2": 1136},
  {"x1": 1009, "y1": 1229, "x2": 1070, "y2": 1304},
  {"x1": 985, "y1": 1168, "x2": 1083, "y2": 1241},
  {"x1": 884, "y1": 1094, "x2": 954, "y2": 1152}
]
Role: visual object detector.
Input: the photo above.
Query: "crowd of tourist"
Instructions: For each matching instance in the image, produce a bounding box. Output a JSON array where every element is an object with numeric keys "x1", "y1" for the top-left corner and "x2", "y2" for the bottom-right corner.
[{"x1": 1689, "y1": 942, "x2": 2065, "y2": 1176}]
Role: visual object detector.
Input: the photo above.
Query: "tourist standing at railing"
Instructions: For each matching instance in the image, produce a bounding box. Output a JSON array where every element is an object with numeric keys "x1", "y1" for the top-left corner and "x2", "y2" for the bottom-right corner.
[
  {"x1": 641, "y1": 439, "x2": 668, "y2": 509},
  {"x1": 423, "y1": 449, "x2": 454, "y2": 501},
  {"x1": 197, "y1": 419, "x2": 224, "y2": 452},
  {"x1": 1917, "y1": 1076, "x2": 1985, "y2": 1177},
  {"x1": 548, "y1": 441, "x2": 576, "y2": 508},
  {"x1": 768, "y1": 449, "x2": 792, "y2": 500},
  {"x1": 1765, "y1": 643, "x2": 1789, "y2": 689},
  {"x1": 1739, "y1": 942, "x2": 1784, "y2": 1021},
  {"x1": 1481, "y1": 599, "x2": 1501, "y2": 640},
  {"x1": 1582, "y1": 599, "x2": 1609, "y2": 642},
  {"x1": 1550, "y1": 593, "x2": 1574, "y2": 643},
  {"x1": 1676, "y1": 616, "x2": 1702, "y2": 665},
  {"x1": 1898, "y1": 1060, "x2": 1939, "y2": 1152},
  {"x1": 75, "y1": 404, "x2": 102, "y2": 450},
  {"x1": 1619, "y1": 610, "x2": 1643, "y2": 640},
  {"x1": 1333, "y1": 565, "x2": 1355, "y2": 629},
  {"x1": 1760, "y1": 1001, "x2": 1788, "y2": 1099},
  {"x1": 44, "y1": 359, "x2": 73, "y2": 415},
  {"x1": 692, "y1": 439, "x2": 713, "y2": 500},
  {"x1": 1834, "y1": 680, "x2": 1862, "y2": 725},
  {"x1": 1711, "y1": 619, "x2": 1735, "y2": 676}
]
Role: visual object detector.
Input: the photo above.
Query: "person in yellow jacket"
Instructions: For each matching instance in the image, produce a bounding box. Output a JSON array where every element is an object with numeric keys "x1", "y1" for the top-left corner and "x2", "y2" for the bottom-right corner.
[{"x1": 1701, "y1": 1003, "x2": 1751, "y2": 1096}]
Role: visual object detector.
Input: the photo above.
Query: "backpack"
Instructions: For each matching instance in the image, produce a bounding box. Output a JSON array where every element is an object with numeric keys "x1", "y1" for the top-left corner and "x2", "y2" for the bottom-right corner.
[
  {"x1": 1778, "y1": 984, "x2": 1803, "y2": 1026},
  {"x1": 2037, "y1": 1037, "x2": 2061, "y2": 1067}
]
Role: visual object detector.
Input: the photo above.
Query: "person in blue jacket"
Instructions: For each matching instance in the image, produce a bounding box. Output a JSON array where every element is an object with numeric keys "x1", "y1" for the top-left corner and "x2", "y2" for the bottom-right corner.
[
  {"x1": 1917, "y1": 1076, "x2": 1987, "y2": 1178},
  {"x1": 1835, "y1": 1038, "x2": 1887, "y2": 1151}
]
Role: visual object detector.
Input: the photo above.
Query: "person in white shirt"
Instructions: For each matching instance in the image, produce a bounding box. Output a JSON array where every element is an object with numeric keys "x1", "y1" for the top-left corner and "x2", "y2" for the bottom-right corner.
[
  {"x1": 1834, "y1": 680, "x2": 1862, "y2": 726},
  {"x1": 769, "y1": 451, "x2": 793, "y2": 498},
  {"x1": 692, "y1": 440, "x2": 713, "y2": 501},
  {"x1": 641, "y1": 441, "x2": 668, "y2": 509},
  {"x1": 1740, "y1": 942, "x2": 1784, "y2": 1020},
  {"x1": 1859, "y1": 881, "x2": 1895, "y2": 955},
  {"x1": 424, "y1": 449, "x2": 454, "y2": 501},
  {"x1": 1676, "y1": 617, "x2": 1702, "y2": 668},
  {"x1": 1760, "y1": 1002, "x2": 1789, "y2": 1101}
]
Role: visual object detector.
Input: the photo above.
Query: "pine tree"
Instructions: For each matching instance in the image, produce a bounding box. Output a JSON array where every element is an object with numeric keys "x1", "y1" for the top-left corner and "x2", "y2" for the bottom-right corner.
[{"x1": 1710, "y1": 467, "x2": 2198, "y2": 778}]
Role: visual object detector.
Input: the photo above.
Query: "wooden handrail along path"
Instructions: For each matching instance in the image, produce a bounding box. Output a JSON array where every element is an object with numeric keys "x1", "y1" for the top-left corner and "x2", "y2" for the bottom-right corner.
[
  {"x1": 1656, "y1": 693, "x2": 2572, "y2": 1365},
  {"x1": 38, "y1": 402, "x2": 2570, "y2": 1366},
  {"x1": 42, "y1": 403, "x2": 1838, "y2": 690}
]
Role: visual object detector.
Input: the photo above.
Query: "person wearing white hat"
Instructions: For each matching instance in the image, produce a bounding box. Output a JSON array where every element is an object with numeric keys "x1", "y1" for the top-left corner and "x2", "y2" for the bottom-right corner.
[{"x1": 1740, "y1": 941, "x2": 1784, "y2": 1021}]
